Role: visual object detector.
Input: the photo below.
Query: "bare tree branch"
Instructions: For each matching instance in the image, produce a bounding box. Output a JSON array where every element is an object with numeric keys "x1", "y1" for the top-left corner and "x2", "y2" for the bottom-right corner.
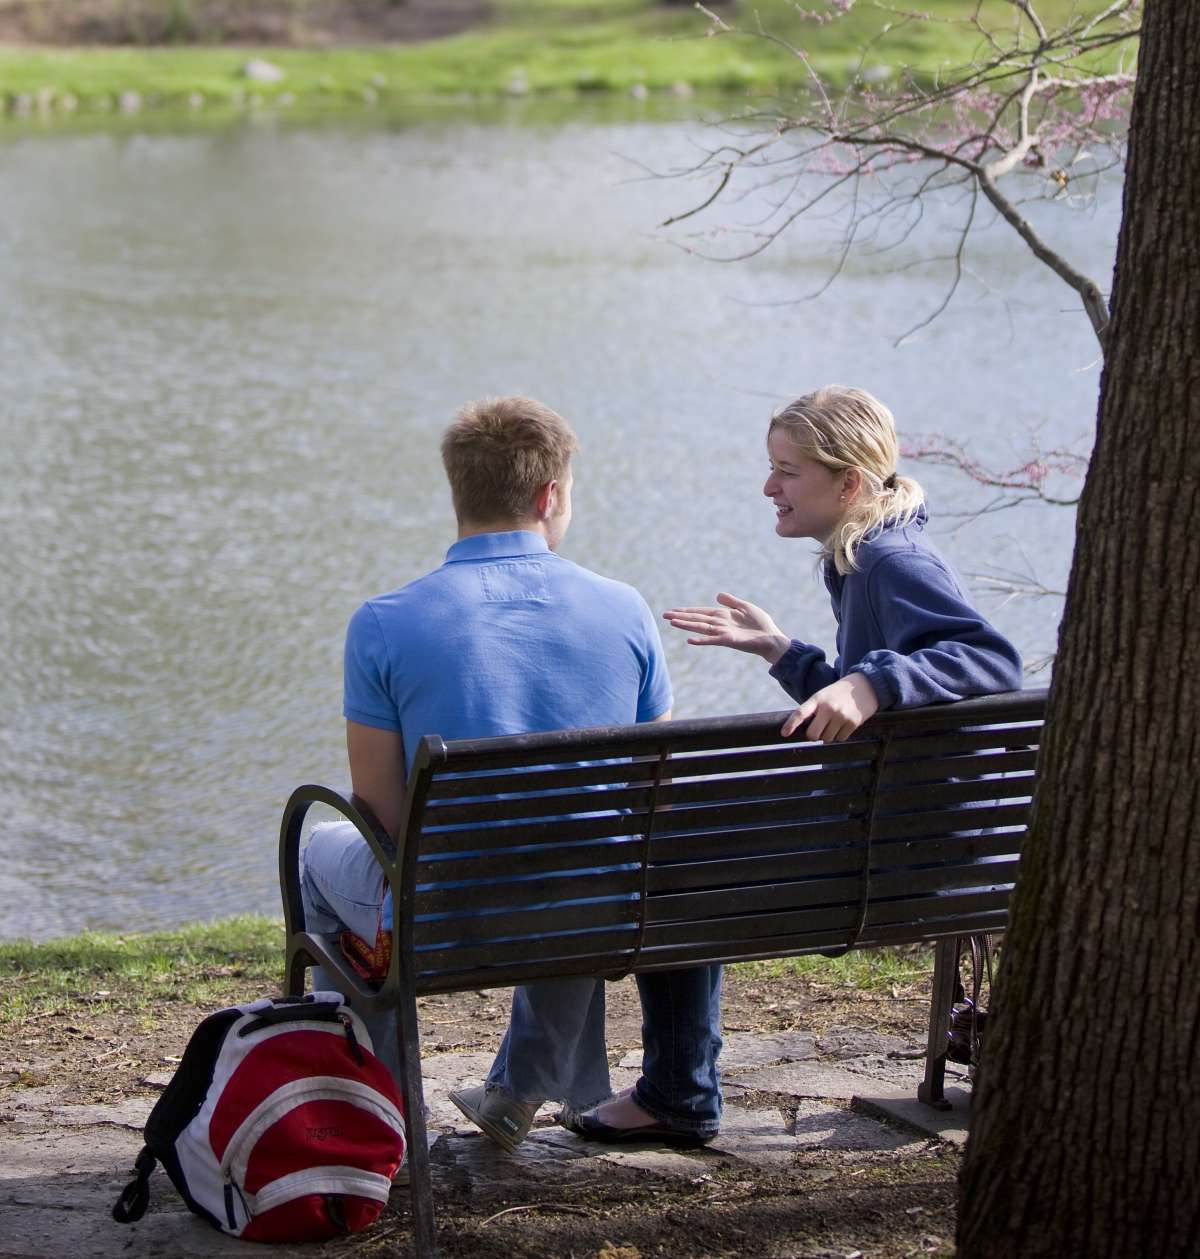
[{"x1": 655, "y1": 0, "x2": 1136, "y2": 348}]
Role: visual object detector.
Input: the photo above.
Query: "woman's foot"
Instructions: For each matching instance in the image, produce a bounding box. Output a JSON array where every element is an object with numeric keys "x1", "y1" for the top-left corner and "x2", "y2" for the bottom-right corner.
[
  {"x1": 573, "y1": 1087, "x2": 716, "y2": 1148},
  {"x1": 584, "y1": 1088, "x2": 658, "y2": 1130}
]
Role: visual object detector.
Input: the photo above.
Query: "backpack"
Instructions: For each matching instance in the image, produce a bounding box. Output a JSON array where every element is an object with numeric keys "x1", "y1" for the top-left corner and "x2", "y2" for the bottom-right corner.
[{"x1": 112, "y1": 992, "x2": 406, "y2": 1243}]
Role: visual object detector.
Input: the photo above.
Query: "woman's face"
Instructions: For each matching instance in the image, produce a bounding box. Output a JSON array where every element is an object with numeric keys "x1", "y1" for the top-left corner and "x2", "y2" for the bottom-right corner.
[{"x1": 763, "y1": 428, "x2": 849, "y2": 542}]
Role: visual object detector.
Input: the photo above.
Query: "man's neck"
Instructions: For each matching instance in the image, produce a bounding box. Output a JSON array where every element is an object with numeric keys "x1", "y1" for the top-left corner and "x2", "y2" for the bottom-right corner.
[{"x1": 456, "y1": 518, "x2": 546, "y2": 543}]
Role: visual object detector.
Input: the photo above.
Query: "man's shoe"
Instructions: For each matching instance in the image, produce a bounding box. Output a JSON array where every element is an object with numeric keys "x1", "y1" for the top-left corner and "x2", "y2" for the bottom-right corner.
[
  {"x1": 449, "y1": 1084, "x2": 541, "y2": 1153},
  {"x1": 573, "y1": 1110, "x2": 716, "y2": 1149}
]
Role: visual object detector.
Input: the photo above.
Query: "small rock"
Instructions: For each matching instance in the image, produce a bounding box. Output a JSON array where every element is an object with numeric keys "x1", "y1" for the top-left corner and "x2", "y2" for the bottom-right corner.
[
  {"x1": 370, "y1": 72, "x2": 387, "y2": 88},
  {"x1": 277, "y1": 92, "x2": 296, "y2": 107},
  {"x1": 629, "y1": 82, "x2": 649, "y2": 100},
  {"x1": 187, "y1": 91, "x2": 204, "y2": 109},
  {"x1": 35, "y1": 86, "x2": 55, "y2": 112},
  {"x1": 9, "y1": 92, "x2": 33, "y2": 115},
  {"x1": 361, "y1": 86, "x2": 378, "y2": 104},
  {"x1": 241, "y1": 58, "x2": 285, "y2": 84},
  {"x1": 58, "y1": 92, "x2": 78, "y2": 112},
  {"x1": 118, "y1": 90, "x2": 142, "y2": 113},
  {"x1": 671, "y1": 80, "x2": 694, "y2": 98},
  {"x1": 506, "y1": 75, "x2": 530, "y2": 97}
]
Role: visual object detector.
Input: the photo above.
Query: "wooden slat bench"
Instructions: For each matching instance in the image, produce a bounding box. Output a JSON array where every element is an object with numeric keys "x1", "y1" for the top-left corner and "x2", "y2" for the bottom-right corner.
[{"x1": 279, "y1": 688, "x2": 1045, "y2": 1255}]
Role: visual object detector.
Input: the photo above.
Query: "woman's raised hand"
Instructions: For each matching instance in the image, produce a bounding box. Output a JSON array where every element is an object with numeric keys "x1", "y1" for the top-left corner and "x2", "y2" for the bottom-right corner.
[{"x1": 663, "y1": 593, "x2": 791, "y2": 663}]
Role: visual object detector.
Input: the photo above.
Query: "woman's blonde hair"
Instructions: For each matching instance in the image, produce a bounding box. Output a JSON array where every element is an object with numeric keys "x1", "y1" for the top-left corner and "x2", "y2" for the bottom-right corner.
[{"x1": 770, "y1": 385, "x2": 925, "y2": 574}]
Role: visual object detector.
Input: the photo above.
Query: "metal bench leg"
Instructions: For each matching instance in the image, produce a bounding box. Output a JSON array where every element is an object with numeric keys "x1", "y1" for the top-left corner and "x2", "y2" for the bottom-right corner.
[
  {"x1": 284, "y1": 945, "x2": 307, "y2": 1000},
  {"x1": 396, "y1": 988, "x2": 437, "y2": 1257},
  {"x1": 918, "y1": 936, "x2": 959, "y2": 1111}
]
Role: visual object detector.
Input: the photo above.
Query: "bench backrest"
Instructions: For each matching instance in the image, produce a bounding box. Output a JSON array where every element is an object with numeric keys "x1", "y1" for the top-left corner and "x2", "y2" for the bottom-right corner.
[{"x1": 395, "y1": 690, "x2": 1046, "y2": 995}]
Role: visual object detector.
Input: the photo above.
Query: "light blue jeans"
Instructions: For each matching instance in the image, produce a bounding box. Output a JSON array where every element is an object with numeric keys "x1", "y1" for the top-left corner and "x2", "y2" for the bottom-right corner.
[{"x1": 300, "y1": 820, "x2": 613, "y2": 1108}]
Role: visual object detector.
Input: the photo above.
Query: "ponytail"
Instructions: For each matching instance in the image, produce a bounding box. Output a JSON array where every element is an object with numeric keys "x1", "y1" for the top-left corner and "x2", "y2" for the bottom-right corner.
[{"x1": 828, "y1": 470, "x2": 924, "y2": 574}]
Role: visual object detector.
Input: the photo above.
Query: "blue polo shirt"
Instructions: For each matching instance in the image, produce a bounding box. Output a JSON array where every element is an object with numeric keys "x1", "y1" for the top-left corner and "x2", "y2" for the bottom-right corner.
[
  {"x1": 343, "y1": 531, "x2": 673, "y2": 934},
  {"x1": 344, "y1": 530, "x2": 672, "y2": 757}
]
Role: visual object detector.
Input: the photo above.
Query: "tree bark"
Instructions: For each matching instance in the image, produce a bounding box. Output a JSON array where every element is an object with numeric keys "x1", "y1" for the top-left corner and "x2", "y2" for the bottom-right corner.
[{"x1": 958, "y1": 1, "x2": 1200, "y2": 1255}]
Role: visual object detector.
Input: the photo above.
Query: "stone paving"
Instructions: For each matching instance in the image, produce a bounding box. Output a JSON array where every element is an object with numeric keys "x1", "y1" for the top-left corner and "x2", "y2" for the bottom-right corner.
[{"x1": 0, "y1": 1028, "x2": 971, "y2": 1257}]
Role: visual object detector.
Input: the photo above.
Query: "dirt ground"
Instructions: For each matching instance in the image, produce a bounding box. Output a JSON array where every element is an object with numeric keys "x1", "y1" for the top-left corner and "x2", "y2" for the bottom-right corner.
[
  {"x1": 2, "y1": 965, "x2": 962, "y2": 1258},
  {"x1": 2, "y1": 961, "x2": 934, "y2": 1104},
  {"x1": 0, "y1": 0, "x2": 493, "y2": 47}
]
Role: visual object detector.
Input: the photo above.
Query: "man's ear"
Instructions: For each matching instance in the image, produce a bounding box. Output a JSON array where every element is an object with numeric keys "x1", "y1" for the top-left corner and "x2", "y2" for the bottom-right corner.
[{"x1": 533, "y1": 479, "x2": 557, "y2": 520}]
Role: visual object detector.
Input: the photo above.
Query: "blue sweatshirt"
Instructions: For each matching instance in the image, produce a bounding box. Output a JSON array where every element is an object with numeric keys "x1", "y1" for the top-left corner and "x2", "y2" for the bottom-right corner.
[{"x1": 768, "y1": 506, "x2": 1023, "y2": 710}]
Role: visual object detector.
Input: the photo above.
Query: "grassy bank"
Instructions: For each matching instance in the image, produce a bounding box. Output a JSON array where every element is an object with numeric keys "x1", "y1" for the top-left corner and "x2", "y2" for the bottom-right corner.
[
  {"x1": 1, "y1": 0, "x2": 1129, "y2": 117},
  {"x1": 0, "y1": 914, "x2": 931, "y2": 1025},
  {"x1": 0, "y1": 915, "x2": 284, "y2": 1024}
]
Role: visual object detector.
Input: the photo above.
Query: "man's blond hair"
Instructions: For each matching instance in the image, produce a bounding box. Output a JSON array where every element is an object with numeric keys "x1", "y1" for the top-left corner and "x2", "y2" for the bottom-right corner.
[{"x1": 441, "y1": 396, "x2": 579, "y2": 525}]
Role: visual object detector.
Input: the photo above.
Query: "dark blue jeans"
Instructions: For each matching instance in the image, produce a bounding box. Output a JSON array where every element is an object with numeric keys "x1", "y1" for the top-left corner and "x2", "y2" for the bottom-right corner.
[{"x1": 632, "y1": 965, "x2": 723, "y2": 1136}]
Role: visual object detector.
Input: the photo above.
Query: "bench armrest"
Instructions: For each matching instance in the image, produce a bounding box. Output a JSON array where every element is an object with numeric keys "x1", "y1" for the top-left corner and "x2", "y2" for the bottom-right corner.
[{"x1": 278, "y1": 783, "x2": 398, "y2": 997}]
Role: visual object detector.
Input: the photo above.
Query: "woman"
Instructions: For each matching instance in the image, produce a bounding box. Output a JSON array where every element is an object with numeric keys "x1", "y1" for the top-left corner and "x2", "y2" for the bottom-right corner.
[
  {"x1": 575, "y1": 385, "x2": 1022, "y2": 1146},
  {"x1": 664, "y1": 385, "x2": 1023, "y2": 740}
]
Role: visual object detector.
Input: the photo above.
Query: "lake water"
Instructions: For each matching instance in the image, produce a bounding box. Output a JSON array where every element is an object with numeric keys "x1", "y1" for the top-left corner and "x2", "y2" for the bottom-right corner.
[{"x1": 0, "y1": 103, "x2": 1120, "y2": 939}]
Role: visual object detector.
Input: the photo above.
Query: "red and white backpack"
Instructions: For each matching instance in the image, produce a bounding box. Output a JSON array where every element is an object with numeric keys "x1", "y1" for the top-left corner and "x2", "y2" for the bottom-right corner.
[{"x1": 113, "y1": 993, "x2": 406, "y2": 1243}]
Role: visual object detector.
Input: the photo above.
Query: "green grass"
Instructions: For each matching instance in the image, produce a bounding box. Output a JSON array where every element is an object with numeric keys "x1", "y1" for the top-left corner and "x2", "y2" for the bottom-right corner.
[
  {"x1": 0, "y1": 0, "x2": 1134, "y2": 114},
  {"x1": 0, "y1": 915, "x2": 285, "y2": 1024},
  {"x1": 733, "y1": 945, "x2": 934, "y2": 991},
  {"x1": 0, "y1": 916, "x2": 932, "y2": 1028}
]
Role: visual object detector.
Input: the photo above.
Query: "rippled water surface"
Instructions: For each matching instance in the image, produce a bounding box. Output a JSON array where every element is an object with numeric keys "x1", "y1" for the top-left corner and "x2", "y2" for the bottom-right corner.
[{"x1": 0, "y1": 105, "x2": 1119, "y2": 937}]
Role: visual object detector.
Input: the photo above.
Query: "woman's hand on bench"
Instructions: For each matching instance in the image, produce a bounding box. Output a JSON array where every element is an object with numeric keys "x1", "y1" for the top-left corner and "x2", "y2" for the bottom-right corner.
[{"x1": 782, "y1": 672, "x2": 880, "y2": 742}]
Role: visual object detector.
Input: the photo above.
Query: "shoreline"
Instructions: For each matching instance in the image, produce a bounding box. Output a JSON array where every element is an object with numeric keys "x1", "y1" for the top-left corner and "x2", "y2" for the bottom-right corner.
[
  {"x1": 0, "y1": 40, "x2": 811, "y2": 121},
  {"x1": 0, "y1": 915, "x2": 932, "y2": 1023},
  {"x1": 0, "y1": 0, "x2": 1102, "y2": 124}
]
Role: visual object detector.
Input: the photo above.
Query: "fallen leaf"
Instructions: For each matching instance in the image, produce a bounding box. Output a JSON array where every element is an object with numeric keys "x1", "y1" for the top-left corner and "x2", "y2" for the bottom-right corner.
[{"x1": 597, "y1": 1243, "x2": 641, "y2": 1259}]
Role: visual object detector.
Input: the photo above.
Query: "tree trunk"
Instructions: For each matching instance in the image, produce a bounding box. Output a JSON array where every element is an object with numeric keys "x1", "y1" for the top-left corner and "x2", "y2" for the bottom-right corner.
[{"x1": 957, "y1": 2, "x2": 1200, "y2": 1255}]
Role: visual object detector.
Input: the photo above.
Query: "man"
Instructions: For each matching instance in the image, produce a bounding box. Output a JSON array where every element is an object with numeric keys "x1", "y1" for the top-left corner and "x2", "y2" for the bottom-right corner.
[{"x1": 301, "y1": 397, "x2": 720, "y2": 1152}]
